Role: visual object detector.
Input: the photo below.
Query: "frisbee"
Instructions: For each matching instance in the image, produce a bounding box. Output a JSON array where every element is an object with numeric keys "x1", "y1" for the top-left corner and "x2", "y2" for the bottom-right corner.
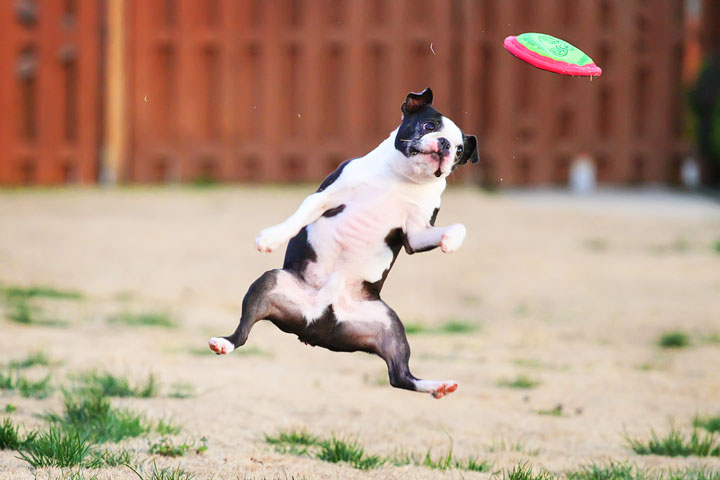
[{"x1": 504, "y1": 33, "x2": 602, "y2": 77}]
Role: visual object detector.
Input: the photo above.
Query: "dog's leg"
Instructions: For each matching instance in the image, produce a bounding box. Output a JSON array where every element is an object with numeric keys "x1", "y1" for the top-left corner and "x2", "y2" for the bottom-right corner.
[
  {"x1": 255, "y1": 189, "x2": 343, "y2": 253},
  {"x1": 334, "y1": 301, "x2": 458, "y2": 399},
  {"x1": 209, "y1": 269, "x2": 327, "y2": 354},
  {"x1": 404, "y1": 218, "x2": 466, "y2": 254},
  {"x1": 208, "y1": 269, "x2": 283, "y2": 354}
]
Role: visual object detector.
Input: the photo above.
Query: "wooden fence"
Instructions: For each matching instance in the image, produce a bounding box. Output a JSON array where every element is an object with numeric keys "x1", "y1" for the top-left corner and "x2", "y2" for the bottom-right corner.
[
  {"x1": 0, "y1": 0, "x2": 688, "y2": 186},
  {"x1": 0, "y1": 0, "x2": 101, "y2": 184}
]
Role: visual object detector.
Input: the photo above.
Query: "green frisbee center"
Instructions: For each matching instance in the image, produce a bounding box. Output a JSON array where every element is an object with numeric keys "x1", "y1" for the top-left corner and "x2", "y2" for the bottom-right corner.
[{"x1": 517, "y1": 33, "x2": 593, "y2": 66}]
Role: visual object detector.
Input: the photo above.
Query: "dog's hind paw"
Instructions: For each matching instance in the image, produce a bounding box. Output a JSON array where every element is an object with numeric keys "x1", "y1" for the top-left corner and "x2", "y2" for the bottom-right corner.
[
  {"x1": 430, "y1": 381, "x2": 458, "y2": 399},
  {"x1": 208, "y1": 337, "x2": 235, "y2": 355},
  {"x1": 414, "y1": 379, "x2": 459, "y2": 398}
]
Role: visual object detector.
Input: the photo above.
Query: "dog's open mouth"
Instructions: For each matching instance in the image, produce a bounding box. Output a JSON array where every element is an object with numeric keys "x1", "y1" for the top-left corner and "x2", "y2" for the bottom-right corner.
[
  {"x1": 409, "y1": 148, "x2": 441, "y2": 160},
  {"x1": 409, "y1": 148, "x2": 444, "y2": 177}
]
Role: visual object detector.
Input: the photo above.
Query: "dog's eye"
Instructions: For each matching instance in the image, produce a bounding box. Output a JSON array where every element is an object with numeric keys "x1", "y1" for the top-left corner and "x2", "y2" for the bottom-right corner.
[
  {"x1": 456, "y1": 146, "x2": 464, "y2": 158},
  {"x1": 421, "y1": 122, "x2": 435, "y2": 132}
]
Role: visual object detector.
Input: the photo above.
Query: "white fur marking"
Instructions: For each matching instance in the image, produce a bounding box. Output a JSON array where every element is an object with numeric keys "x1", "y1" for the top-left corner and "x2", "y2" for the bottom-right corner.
[
  {"x1": 414, "y1": 379, "x2": 459, "y2": 398},
  {"x1": 440, "y1": 223, "x2": 466, "y2": 253},
  {"x1": 208, "y1": 337, "x2": 234, "y2": 355}
]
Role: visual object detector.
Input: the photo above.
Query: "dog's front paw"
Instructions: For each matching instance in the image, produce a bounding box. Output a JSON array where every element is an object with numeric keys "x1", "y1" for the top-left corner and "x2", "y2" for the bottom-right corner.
[
  {"x1": 440, "y1": 224, "x2": 466, "y2": 253},
  {"x1": 255, "y1": 225, "x2": 290, "y2": 253}
]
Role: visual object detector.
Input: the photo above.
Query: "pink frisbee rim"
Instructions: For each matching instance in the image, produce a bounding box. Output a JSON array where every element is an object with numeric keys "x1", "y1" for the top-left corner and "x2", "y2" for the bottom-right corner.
[{"x1": 503, "y1": 35, "x2": 602, "y2": 77}]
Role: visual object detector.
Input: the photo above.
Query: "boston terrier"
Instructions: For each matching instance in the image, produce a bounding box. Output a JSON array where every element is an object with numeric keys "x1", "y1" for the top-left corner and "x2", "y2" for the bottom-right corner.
[{"x1": 209, "y1": 88, "x2": 478, "y2": 399}]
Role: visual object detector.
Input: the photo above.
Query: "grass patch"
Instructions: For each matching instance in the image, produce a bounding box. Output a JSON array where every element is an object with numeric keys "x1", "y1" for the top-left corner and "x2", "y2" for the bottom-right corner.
[
  {"x1": 4, "y1": 400, "x2": 137, "y2": 469},
  {"x1": 44, "y1": 389, "x2": 152, "y2": 444},
  {"x1": 626, "y1": 425, "x2": 720, "y2": 457},
  {"x1": 567, "y1": 463, "x2": 720, "y2": 480},
  {"x1": 667, "y1": 467, "x2": 720, "y2": 480},
  {"x1": 156, "y1": 418, "x2": 182, "y2": 435},
  {"x1": 487, "y1": 438, "x2": 540, "y2": 455},
  {"x1": 584, "y1": 238, "x2": 609, "y2": 252},
  {"x1": 0, "y1": 417, "x2": 37, "y2": 450},
  {"x1": 265, "y1": 429, "x2": 321, "y2": 447},
  {"x1": 513, "y1": 358, "x2": 544, "y2": 369},
  {"x1": 52, "y1": 472, "x2": 101, "y2": 480},
  {"x1": 149, "y1": 436, "x2": 207, "y2": 457},
  {"x1": 5, "y1": 404, "x2": 17, "y2": 413},
  {"x1": 713, "y1": 240, "x2": 720, "y2": 254},
  {"x1": 703, "y1": 333, "x2": 720, "y2": 344},
  {"x1": 18, "y1": 427, "x2": 92, "y2": 468},
  {"x1": 536, "y1": 404, "x2": 564, "y2": 417},
  {"x1": 403, "y1": 319, "x2": 479, "y2": 335},
  {"x1": 317, "y1": 436, "x2": 384, "y2": 470},
  {"x1": 84, "y1": 447, "x2": 135, "y2": 468},
  {"x1": 266, "y1": 428, "x2": 490, "y2": 472},
  {"x1": 75, "y1": 370, "x2": 158, "y2": 398},
  {"x1": 395, "y1": 448, "x2": 489, "y2": 472},
  {"x1": 497, "y1": 375, "x2": 540, "y2": 389},
  {"x1": 694, "y1": 414, "x2": 720, "y2": 433},
  {"x1": 504, "y1": 462, "x2": 555, "y2": 480},
  {"x1": 658, "y1": 331, "x2": 690, "y2": 349},
  {"x1": 567, "y1": 462, "x2": 640, "y2": 480},
  {"x1": 1, "y1": 285, "x2": 79, "y2": 327},
  {"x1": 8, "y1": 351, "x2": 52, "y2": 369},
  {"x1": 167, "y1": 382, "x2": 194, "y2": 399},
  {"x1": 403, "y1": 323, "x2": 428, "y2": 334},
  {"x1": 109, "y1": 311, "x2": 177, "y2": 328},
  {"x1": 0, "y1": 285, "x2": 83, "y2": 300},
  {"x1": 17, "y1": 373, "x2": 53, "y2": 398},
  {"x1": 0, "y1": 369, "x2": 54, "y2": 398},
  {"x1": 3, "y1": 299, "x2": 68, "y2": 326},
  {"x1": 127, "y1": 462, "x2": 196, "y2": 480},
  {"x1": 438, "y1": 319, "x2": 478, "y2": 334}
]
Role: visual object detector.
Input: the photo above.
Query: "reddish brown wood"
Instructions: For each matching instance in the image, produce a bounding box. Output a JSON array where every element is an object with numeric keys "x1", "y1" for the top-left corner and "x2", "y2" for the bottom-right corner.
[
  {"x1": 0, "y1": 0, "x2": 100, "y2": 185},
  {"x1": 0, "y1": 0, "x2": 688, "y2": 186}
]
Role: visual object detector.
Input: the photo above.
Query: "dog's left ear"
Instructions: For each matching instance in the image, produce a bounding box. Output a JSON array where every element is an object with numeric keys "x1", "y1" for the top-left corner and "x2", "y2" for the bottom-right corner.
[
  {"x1": 401, "y1": 87, "x2": 433, "y2": 116},
  {"x1": 457, "y1": 134, "x2": 479, "y2": 165}
]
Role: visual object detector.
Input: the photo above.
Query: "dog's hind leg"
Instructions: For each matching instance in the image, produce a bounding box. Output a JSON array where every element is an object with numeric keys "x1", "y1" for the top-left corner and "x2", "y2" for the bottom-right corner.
[
  {"x1": 208, "y1": 269, "x2": 284, "y2": 355},
  {"x1": 334, "y1": 301, "x2": 458, "y2": 398}
]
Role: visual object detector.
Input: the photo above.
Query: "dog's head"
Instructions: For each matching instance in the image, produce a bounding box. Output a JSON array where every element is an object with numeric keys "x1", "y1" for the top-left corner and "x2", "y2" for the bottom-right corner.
[{"x1": 393, "y1": 88, "x2": 478, "y2": 182}]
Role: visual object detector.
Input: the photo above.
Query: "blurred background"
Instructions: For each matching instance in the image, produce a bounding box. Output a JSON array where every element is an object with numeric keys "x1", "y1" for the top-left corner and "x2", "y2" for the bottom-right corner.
[
  {"x1": 1, "y1": 0, "x2": 719, "y2": 188},
  {"x1": 1, "y1": 3, "x2": 720, "y2": 478}
]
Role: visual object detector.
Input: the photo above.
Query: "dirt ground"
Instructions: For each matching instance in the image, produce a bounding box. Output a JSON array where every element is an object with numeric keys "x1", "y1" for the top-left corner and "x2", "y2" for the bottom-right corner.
[{"x1": 0, "y1": 186, "x2": 719, "y2": 479}]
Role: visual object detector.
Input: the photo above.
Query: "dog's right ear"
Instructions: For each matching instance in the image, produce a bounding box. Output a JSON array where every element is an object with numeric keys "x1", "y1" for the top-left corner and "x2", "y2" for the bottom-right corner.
[{"x1": 401, "y1": 87, "x2": 433, "y2": 116}]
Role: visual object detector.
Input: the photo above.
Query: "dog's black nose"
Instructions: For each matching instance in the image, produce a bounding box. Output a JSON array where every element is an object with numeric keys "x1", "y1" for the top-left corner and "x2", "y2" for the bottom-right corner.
[{"x1": 438, "y1": 137, "x2": 450, "y2": 153}]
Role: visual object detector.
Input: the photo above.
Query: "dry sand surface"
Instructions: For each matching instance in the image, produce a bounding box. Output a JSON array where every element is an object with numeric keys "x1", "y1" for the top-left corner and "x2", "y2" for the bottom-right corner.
[{"x1": 0, "y1": 187, "x2": 719, "y2": 479}]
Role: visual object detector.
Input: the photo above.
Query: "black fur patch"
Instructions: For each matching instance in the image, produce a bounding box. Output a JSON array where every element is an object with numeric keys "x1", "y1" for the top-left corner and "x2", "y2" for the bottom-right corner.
[
  {"x1": 316, "y1": 159, "x2": 354, "y2": 192},
  {"x1": 394, "y1": 105, "x2": 445, "y2": 158},
  {"x1": 362, "y1": 228, "x2": 404, "y2": 300},
  {"x1": 282, "y1": 227, "x2": 317, "y2": 274},
  {"x1": 296, "y1": 305, "x2": 337, "y2": 347},
  {"x1": 430, "y1": 207, "x2": 439, "y2": 226},
  {"x1": 403, "y1": 208, "x2": 441, "y2": 255},
  {"x1": 456, "y1": 134, "x2": 479, "y2": 165},
  {"x1": 322, "y1": 204, "x2": 345, "y2": 218}
]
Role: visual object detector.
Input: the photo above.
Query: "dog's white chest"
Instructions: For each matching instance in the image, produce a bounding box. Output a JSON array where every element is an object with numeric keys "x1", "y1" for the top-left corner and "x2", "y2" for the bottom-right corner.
[
  {"x1": 333, "y1": 192, "x2": 404, "y2": 249},
  {"x1": 305, "y1": 188, "x2": 408, "y2": 285}
]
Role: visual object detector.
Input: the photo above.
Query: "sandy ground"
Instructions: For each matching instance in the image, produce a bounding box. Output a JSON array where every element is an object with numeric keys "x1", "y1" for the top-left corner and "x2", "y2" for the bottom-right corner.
[{"x1": 0, "y1": 186, "x2": 719, "y2": 479}]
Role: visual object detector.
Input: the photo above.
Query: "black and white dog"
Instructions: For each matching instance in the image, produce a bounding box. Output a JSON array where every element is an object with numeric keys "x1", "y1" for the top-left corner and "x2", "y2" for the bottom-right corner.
[{"x1": 209, "y1": 88, "x2": 478, "y2": 399}]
